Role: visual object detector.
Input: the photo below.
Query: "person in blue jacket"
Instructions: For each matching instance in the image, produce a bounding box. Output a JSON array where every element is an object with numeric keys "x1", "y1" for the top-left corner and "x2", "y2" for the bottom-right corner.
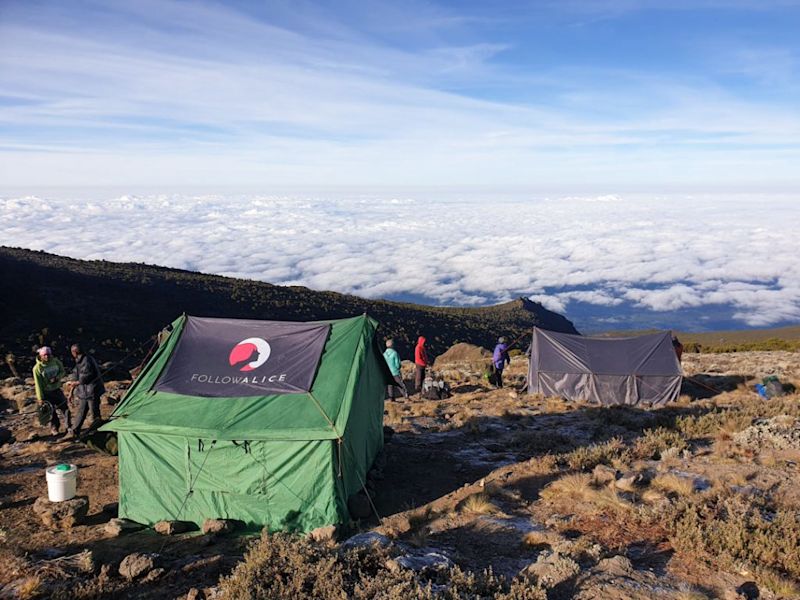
[
  {"x1": 383, "y1": 339, "x2": 408, "y2": 401},
  {"x1": 492, "y1": 337, "x2": 511, "y2": 388}
]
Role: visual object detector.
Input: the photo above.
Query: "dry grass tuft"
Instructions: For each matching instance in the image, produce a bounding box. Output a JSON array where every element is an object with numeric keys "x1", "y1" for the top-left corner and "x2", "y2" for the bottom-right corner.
[
  {"x1": 675, "y1": 586, "x2": 709, "y2": 600},
  {"x1": 641, "y1": 489, "x2": 667, "y2": 504},
  {"x1": 757, "y1": 452, "x2": 779, "y2": 468},
  {"x1": 460, "y1": 493, "x2": 497, "y2": 515},
  {"x1": 758, "y1": 568, "x2": 800, "y2": 598},
  {"x1": 540, "y1": 473, "x2": 630, "y2": 512},
  {"x1": 544, "y1": 396, "x2": 569, "y2": 413},
  {"x1": 651, "y1": 474, "x2": 695, "y2": 497},
  {"x1": 540, "y1": 473, "x2": 594, "y2": 502},
  {"x1": 16, "y1": 576, "x2": 42, "y2": 600},
  {"x1": 522, "y1": 529, "x2": 557, "y2": 548}
]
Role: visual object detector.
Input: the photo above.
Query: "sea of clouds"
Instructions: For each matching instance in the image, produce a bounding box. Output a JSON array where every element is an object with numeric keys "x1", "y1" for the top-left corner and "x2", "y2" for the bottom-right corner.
[{"x1": 1, "y1": 191, "x2": 798, "y2": 329}]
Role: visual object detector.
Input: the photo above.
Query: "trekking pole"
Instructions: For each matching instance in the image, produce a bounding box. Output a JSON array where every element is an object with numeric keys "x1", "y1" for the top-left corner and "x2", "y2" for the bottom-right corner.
[{"x1": 506, "y1": 331, "x2": 529, "y2": 351}]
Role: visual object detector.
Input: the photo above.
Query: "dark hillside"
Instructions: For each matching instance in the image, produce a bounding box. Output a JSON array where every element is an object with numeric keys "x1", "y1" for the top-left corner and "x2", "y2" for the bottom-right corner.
[{"x1": 0, "y1": 247, "x2": 577, "y2": 376}]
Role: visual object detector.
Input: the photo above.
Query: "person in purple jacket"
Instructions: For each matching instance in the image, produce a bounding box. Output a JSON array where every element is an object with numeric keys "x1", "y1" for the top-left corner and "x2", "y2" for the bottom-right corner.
[{"x1": 492, "y1": 337, "x2": 511, "y2": 388}]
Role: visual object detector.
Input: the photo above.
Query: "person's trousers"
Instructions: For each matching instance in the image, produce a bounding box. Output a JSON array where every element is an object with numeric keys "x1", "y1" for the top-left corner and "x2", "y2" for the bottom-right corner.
[
  {"x1": 387, "y1": 374, "x2": 409, "y2": 400},
  {"x1": 494, "y1": 367, "x2": 504, "y2": 388},
  {"x1": 414, "y1": 365, "x2": 426, "y2": 393},
  {"x1": 43, "y1": 389, "x2": 70, "y2": 431},
  {"x1": 72, "y1": 393, "x2": 102, "y2": 433}
]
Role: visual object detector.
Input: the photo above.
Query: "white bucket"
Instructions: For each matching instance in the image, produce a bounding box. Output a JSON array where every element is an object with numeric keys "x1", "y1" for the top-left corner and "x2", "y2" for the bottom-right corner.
[{"x1": 46, "y1": 463, "x2": 77, "y2": 502}]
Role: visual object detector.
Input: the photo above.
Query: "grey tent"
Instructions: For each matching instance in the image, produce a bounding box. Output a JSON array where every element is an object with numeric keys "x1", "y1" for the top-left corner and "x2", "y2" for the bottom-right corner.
[{"x1": 528, "y1": 328, "x2": 682, "y2": 407}]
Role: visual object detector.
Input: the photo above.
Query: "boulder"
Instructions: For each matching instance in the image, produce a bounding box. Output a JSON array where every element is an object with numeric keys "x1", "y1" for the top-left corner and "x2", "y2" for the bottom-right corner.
[
  {"x1": 105, "y1": 518, "x2": 145, "y2": 537},
  {"x1": 341, "y1": 531, "x2": 392, "y2": 551},
  {"x1": 524, "y1": 550, "x2": 581, "y2": 588},
  {"x1": 308, "y1": 524, "x2": 337, "y2": 543},
  {"x1": 595, "y1": 555, "x2": 634, "y2": 578},
  {"x1": 141, "y1": 567, "x2": 166, "y2": 583},
  {"x1": 202, "y1": 519, "x2": 237, "y2": 535},
  {"x1": 186, "y1": 588, "x2": 204, "y2": 600},
  {"x1": 154, "y1": 520, "x2": 192, "y2": 535},
  {"x1": 119, "y1": 552, "x2": 158, "y2": 580},
  {"x1": 394, "y1": 552, "x2": 453, "y2": 572},
  {"x1": 33, "y1": 496, "x2": 89, "y2": 529}
]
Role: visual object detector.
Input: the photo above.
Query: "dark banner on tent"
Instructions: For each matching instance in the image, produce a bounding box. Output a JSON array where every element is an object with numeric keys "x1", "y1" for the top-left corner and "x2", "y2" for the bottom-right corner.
[{"x1": 153, "y1": 317, "x2": 330, "y2": 397}]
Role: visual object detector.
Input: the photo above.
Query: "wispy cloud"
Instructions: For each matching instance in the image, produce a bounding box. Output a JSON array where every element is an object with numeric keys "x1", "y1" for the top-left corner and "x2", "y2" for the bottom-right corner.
[{"x1": 1, "y1": 0, "x2": 799, "y2": 186}]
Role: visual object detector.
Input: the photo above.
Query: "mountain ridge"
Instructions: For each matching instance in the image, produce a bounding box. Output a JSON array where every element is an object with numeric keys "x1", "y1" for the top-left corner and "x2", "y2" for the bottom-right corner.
[{"x1": 0, "y1": 246, "x2": 577, "y2": 375}]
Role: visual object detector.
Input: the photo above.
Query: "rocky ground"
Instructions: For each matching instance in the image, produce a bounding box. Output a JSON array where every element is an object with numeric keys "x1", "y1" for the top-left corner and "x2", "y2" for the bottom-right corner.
[{"x1": 1, "y1": 351, "x2": 799, "y2": 599}]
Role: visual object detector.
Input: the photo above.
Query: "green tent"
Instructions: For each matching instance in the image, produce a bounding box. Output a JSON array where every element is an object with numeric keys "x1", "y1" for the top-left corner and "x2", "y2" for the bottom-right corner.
[{"x1": 101, "y1": 313, "x2": 392, "y2": 532}]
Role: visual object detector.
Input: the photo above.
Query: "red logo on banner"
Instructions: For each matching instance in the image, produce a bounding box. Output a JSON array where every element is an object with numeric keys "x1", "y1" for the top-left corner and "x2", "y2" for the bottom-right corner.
[{"x1": 228, "y1": 337, "x2": 271, "y2": 372}]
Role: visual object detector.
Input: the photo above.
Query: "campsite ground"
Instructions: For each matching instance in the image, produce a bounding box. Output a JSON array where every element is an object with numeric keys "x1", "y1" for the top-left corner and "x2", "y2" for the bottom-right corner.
[{"x1": 1, "y1": 351, "x2": 799, "y2": 599}]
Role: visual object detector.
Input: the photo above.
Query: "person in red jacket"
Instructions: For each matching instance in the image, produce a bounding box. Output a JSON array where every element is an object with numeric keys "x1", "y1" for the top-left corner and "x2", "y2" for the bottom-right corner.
[{"x1": 414, "y1": 336, "x2": 430, "y2": 395}]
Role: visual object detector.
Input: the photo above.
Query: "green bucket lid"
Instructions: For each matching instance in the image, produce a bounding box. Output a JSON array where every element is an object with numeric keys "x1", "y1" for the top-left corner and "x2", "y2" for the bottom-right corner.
[{"x1": 55, "y1": 464, "x2": 71, "y2": 472}]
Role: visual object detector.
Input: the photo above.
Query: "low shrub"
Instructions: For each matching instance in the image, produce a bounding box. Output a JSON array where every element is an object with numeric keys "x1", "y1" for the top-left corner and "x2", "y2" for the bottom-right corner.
[
  {"x1": 218, "y1": 531, "x2": 547, "y2": 600},
  {"x1": 668, "y1": 492, "x2": 800, "y2": 583},
  {"x1": 563, "y1": 437, "x2": 625, "y2": 471},
  {"x1": 632, "y1": 427, "x2": 687, "y2": 459}
]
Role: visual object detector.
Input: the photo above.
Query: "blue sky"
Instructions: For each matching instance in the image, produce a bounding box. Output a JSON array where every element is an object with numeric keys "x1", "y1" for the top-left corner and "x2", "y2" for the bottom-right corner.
[{"x1": 1, "y1": 0, "x2": 799, "y2": 188}]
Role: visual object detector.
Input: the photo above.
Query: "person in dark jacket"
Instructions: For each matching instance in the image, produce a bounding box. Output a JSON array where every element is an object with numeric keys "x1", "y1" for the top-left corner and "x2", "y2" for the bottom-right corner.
[
  {"x1": 414, "y1": 336, "x2": 430, "y2": 395},
  {"x1": 65, "y1": 343, "x2": 105, "y2": 438},
  {"x1": 492, "y1": 337, "x2": 511, "y2": 388}
]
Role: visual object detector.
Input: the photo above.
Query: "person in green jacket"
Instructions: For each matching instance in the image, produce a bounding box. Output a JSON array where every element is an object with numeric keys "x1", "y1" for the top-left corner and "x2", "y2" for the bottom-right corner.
[
  {"x1": 32, "y1": 346, "x2": 70, "y2": 436},
  {"x1": 383, "y1": 339, "x2": 408, "y2": 401}
]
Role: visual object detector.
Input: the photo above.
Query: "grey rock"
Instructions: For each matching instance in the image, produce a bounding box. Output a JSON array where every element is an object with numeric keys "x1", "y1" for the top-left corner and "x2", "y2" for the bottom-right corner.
[
  {"x1": 341, "y1": 531, "x2": 392, "y2": 550},
  {"x1": 33, "y1": 496, "x2": 89, "y2": 529},
  {"x1": 308, "y1": 524, "x2": 337, "y2": 542},
  {"x1": 524, "y1": 550, "x2": 581, "y2": 588},
  {"x1": 202, "y1": 519, "x2": 237, "y2": 535},
  {"x1": 118, "y1": 552, "x2": 158, "y2": 580},
  {"x1": 596, "y1": 555, "x2": 634, "y2": 577},
  {"x1": 734, "y1": 416, "x2": 800, "y2": 451},
  {"x1": 395, "y1": 552, "x2": 453, "y2": 572},
  {"x1": 186, "y1": 588, "x2": 204, "y2": 600},
  {"x1": 105, "y1": 518, "x2": 145, "y2": 537},
  {"x1": 140, "y1": 567, "x2": 166, "y2": 583},
  {"x1": 154, "y1": 520, "x2": 192, "y2": 535}
]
